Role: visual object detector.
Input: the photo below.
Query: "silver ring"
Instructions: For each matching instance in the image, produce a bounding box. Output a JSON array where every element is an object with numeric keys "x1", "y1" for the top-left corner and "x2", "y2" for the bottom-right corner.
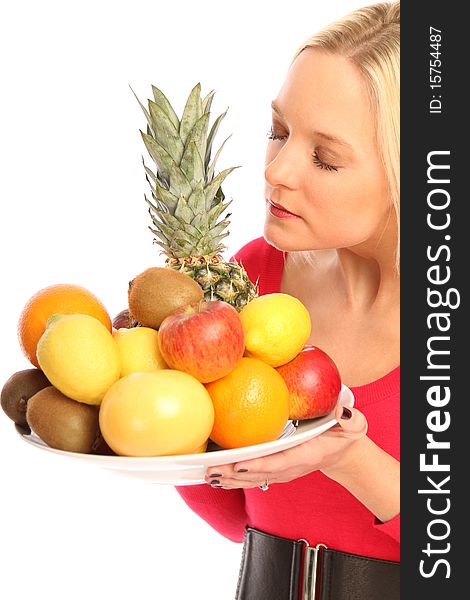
[{"x1": 259, "y1": 476, "x2": 269, "y2": 491}]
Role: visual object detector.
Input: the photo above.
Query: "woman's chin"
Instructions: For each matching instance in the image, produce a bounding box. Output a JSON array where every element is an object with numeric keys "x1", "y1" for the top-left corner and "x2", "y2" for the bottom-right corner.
[{"x1": 264, "y1": 222, "x2": 311, "y2": 253}]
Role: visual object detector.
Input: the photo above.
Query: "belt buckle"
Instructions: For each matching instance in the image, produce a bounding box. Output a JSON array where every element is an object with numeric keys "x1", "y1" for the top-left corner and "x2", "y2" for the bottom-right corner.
[{"x1": 298, "y1": 539, "x2": 328, "y2": 600}]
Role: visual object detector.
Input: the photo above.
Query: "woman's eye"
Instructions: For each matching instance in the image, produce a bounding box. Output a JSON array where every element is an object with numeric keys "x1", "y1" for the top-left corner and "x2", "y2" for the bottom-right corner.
[
  {"x1": 267, "y1": 127, "x2": 287, "y2": 141},
  {"x1": 312, "y1": 151, "x2": 339, "y2": 172},
  {"x1": 266, "y1": 131, "x2": 340, "y2": 172}
]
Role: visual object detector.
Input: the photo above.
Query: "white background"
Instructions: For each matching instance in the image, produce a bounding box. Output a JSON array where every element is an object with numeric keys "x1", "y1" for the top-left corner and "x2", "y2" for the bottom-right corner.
[{"x1": 1, "y1": 1, "x2": 373, "y2": 598}]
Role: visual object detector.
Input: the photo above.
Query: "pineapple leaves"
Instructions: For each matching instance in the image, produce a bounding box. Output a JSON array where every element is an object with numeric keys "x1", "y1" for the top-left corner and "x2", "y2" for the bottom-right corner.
[
  {"x1": 190, "y1": 212, "x2": 209, "y2": 231},
  {"x1": 139, "y1": 83, "x2": 241, "y2": 261},
  {"x1": 208, "y1": 198, "x2": 232, "y2": 225},
  {"x1": 168, "y1": 160, "x2": 193, "y2": 198},
  {"x1": 204, "y1": 167, "x2": 239, "y2": 211},
  {"x1": 207, "y1": 134, "x2": 232, "y2": 183},
  {"x1": 143, "y1": 161, "x2": 156, "y2": 184},
  {"x1": 130, "y1": 85, "x2": 153, "y2": 133},
  {"x1": 213, "y1": 232, "x2": 230, "y2": 247},
  {"x1": 187, "y1": 180, "x2": 205, "y2": 213},
  {"x1": 179, "y1": 83, "x2": 202, "y2": 146},
  {"x1": 209, "y1": 218, "x2": 231, "y2": 238},
  {"x1": 141, "y1": 131, "x2": 192, "y2": 198},
  {"x1": 150, "y1": 214, "x2": 180, "y2": 241},
  {"x1": 174, "y1": 195, "x2": 194, "y2": 224},
  {"x1": 181, "y1": 222, "x2": 204, "y2": 240},
  {"x1": 154, "y1": 178, "x2": 179, "y2": 212},
  {"x1": 149, "y1": 226, "x2": 172, "y2": 248},
  {"x1": 144, "y1": 194, "x2": 163, "y2": 215},
  {"x1": 184, "y1": 112, "x2": 209, "y2": 176},
  {"x1": 148, "y1": 100, "x2": 184, "y2": 163},
  {"x1": 180, "y1": 139, "x2": 205, "y2": 187},
  {"x1": 202, "y1": 90, "x2": 215, "y2": 115},
  {"x1": 151, "y1": 85, "x2": 180, "y2": 131},
  {"x1": 205, "y1": 107, "x2": 228, "y2": 170},
  {"x1": 154, "y1": 211, "x2": 182, "y2": 233},
  {"x1": 141, "y1": 131, "x2": 172, "y2": 185}
]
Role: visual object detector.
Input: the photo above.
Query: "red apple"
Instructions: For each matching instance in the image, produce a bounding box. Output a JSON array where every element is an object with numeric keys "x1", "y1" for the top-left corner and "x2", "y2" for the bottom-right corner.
[
  {"x1": 276, "y1": 345, "x2": 342, "y2": 420},
  {"x1": 158, "y1": 300, "x2": 245, "y2": 383}
]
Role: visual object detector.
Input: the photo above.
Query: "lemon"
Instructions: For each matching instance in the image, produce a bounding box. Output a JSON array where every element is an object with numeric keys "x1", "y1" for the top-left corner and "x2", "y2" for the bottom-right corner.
[
  {"x1": 99, "y1": 370, "x2": 214, "y2": 456},
  {"x1": 113, "y1": 327, "x2": 167, "y2": 376},
  {"x1": 36, "y1": 313, "x2": 121, "y2": 405},
  {"x1": 239, "y1": 293, "x2": 311, "y2": 367}
]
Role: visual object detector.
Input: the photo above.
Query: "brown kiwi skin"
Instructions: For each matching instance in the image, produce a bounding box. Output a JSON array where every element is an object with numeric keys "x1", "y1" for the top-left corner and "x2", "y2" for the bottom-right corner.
[
  {"x1": 26, "y1": 386, "x2": 100, "y2": 453},
  {"x1": 91, "y1": 431, "x2": 116, "y2": 456},
  {"x1": 128, "y1": 267, "x2": 203, "y2": 329},
  {"x1": 1, "y1": 368, "x2": 51, "y2": 427}
]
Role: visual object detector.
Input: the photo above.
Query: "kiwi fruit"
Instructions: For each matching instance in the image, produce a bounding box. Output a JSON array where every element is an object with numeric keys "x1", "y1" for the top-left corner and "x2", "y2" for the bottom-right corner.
[
  {"x1": 1, "y1": 368, "x2": 51, "y2": 427},
  {"x1": 26, "y1": 386, "x2": 100, "y2": 453},
  {"x1": 91, "y1": 430, "x2": 116, "y2": 456},
  {"x1": 128, "y1": 267, "x2": 203, "y2": 329}
]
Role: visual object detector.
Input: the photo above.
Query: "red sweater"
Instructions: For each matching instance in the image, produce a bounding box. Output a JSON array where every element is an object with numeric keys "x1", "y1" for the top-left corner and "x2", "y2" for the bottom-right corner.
[{"x1": 176, "y1": 237, "x2": 400, "y2": 561}]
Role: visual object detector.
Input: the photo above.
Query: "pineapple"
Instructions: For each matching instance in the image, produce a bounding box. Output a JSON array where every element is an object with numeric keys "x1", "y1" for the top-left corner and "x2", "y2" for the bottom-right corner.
[{"x1": 134, "y1": 83, "x2": 258, "y2": 310}]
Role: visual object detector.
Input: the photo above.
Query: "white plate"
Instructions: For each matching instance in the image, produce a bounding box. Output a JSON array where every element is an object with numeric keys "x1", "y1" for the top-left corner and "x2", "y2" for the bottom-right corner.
[{"x1": 17, "y1": 385, "x2": 354, "y2": 485}]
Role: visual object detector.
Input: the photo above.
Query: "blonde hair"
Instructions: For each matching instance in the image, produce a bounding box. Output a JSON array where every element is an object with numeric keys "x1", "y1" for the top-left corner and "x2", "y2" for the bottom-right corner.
[{"x1": 291, "y1": 2, "x2": 400, "y2": 270}]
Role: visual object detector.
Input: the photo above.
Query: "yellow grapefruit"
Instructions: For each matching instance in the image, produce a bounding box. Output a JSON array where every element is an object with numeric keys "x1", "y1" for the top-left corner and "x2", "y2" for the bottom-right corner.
[{"x1": 99, "y1": 370, "x2": 214, "y2": 457}]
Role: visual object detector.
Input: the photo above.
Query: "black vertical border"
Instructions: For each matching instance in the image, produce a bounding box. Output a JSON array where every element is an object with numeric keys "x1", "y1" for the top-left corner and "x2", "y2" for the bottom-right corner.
[{"x1": 401, "y1": 0, "x2": 465, "y2": 595}]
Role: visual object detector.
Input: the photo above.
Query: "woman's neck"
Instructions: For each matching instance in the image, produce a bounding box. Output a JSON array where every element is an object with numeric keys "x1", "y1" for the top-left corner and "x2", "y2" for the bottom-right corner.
[{"x1": 333, "y1": 247, "x2": 399, "y2": 310}]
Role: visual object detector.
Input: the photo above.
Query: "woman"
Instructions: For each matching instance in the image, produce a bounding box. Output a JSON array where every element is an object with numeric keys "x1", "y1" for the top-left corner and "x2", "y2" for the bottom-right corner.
[{"x1": 177, "y1": 3, "x2": 400, "y2": 598}]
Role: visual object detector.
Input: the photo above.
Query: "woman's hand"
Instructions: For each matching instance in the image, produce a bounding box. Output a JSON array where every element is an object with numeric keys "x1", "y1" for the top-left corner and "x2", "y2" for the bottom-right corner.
[{"x1": 204, "y1": 405, "x2": 368, "y2": 489}]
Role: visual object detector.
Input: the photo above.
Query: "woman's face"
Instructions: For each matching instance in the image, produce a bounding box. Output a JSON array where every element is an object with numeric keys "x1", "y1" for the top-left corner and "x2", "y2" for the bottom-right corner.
[{"x1": 264, "y1": 49, "x2": 392, "y2": 254}]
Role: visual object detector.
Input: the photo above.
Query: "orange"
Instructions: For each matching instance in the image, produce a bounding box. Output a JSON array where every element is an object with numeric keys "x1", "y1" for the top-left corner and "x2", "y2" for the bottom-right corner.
[
  {"x1": 205, "y1": 357, "x2": 290, "y2": 449},
  {"x1": 99, "y1": 370, "x2": 214, "y2": 457},
  {"x1": 18, "y1": 284, "x2": 112, "y2": 368}
]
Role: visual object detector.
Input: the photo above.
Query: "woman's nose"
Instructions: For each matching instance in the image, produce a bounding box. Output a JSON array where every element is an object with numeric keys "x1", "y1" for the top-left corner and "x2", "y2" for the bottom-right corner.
[{"x1": 264, "y1": 144, "x2": 300, "y2": 190}]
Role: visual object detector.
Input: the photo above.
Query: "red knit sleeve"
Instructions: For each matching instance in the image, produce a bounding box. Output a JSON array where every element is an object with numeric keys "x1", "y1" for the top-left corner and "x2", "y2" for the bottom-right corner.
[
  {"x1": 373, "y1": 513, "x2": 400, "y2": 545},
  {"x1": 175, "y1": 485, "x2": 247, "y2": 543}
]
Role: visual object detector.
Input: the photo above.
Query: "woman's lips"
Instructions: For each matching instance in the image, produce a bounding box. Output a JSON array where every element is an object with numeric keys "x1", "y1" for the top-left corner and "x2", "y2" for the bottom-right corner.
[{"x1": 267, "y1": 199, "x2": 301, "y2": 219}]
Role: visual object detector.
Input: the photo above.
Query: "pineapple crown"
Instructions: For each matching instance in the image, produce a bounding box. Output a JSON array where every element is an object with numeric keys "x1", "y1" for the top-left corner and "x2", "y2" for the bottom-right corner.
[{"x1": 133, "y1": 83, "x2": 239, "y2": 260}]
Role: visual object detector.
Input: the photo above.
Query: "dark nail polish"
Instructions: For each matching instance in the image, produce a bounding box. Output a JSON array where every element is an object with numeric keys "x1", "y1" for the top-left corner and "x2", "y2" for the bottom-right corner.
[
  {"x1": 237, "y1": 468, "x2": 249, "y2": 473},
  {"x1": 210, "y1": 479, "x2": 220, "y2": 485},
  {"x1": 341, "y1": 407, "x2": 352, "y2": 420},
  {"x1": 210, "y1": 473, "x2": 222, "y2": 478}
]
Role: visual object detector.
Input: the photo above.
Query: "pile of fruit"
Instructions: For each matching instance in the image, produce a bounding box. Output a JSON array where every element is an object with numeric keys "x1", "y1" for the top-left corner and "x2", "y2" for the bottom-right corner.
[
  {"x1": 1, "y1": 83, "x2": 342, "y2": 458},
  {"x1": 1, "y1": 281, "x2": 341, "y2": 457}
]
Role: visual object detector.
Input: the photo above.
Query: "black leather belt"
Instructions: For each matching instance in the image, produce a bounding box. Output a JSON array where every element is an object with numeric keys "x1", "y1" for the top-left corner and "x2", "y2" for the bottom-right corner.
[{"x1": 235, "y1": 527, "x2": 400, "y2": 600}]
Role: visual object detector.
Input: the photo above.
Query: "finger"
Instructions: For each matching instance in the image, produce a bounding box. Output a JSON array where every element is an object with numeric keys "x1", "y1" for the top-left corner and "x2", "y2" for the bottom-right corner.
[
  {"x1": 204, "y1": 462, "x2": 276, "y2": 485},
  {"x1": 334, "y1": 406, "x2": 368, "y2": 436},
  {"x1": 205, "y1": 463, "x2": 237, "y2": 479},
  {"x1": 206, "y1": 473, "x2": 258, "y2": 485},
  {"x1": 214, "y1": 467, "x2": 307, "y2": 489},
  {"x1": 204, "y1": 474, "x2": 258, "y2": 489},
  {"x1": 211, "y1": 474, "x2": 276, "y2": 490},
  {"x1": 233, "y1": 446, "x2": 301, "y2": 475}
]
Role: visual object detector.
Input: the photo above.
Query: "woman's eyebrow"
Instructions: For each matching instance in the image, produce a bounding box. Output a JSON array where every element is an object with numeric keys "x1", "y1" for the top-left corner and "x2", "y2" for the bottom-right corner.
[
  {"x1": 271, "y1": 100, "x2": 286, "y2": 118},
  {"x1": 271, "y1": 100, "x2": 353, "y2": 151},
  {"x1": 314, "y1": 131, "x2": 353, "y2": 151}
]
